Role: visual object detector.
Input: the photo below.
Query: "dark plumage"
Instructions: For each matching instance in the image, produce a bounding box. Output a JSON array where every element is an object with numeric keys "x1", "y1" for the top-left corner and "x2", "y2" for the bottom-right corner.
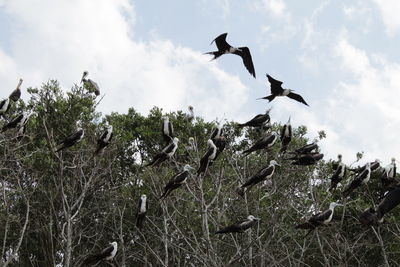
[
  {"x1": 9, "y1": 78, "x2": 23, "y2": 102},
  {"x1": 205, "y1": 33, "x2": 256, "y2": 78},
  {"x1": 83, "y1": 242, "x2": 117, "y2": 266},
  {"x1": 160, "y1": 165, "x2": 193, "y2": 199},
  {"x1": 56, "y1": 124, "x2": 84, "y2": 152},
  {"x1": 359, "y1": 207, "x2": 378, "y2": 226},
  {"x1": 279, "y1": 117, "x2": 292, "y2": 154},
  {"x1": 0, "y1": 98, "x2": 10, "y2": 118},
  {"x1": 350, "y1": 160, "x2": 381, "y2": 174},
  {"x1": 377, "y1": 186, "x2": 400, "y2": 223},
  {"x1": 215, "y1": 215, "x2": 260, "y2": 234},
  {"x1": 81, "y1": 71, "x2": 100, "y2": 96},
  {"x1": 136, "y1": 195, "x2": 147, "y2": 230},
  {"x1": 242, "y1": 132, "x2": 278, "y2": 156},
  {"x1": 161, "y1": 116, "x2": 174, "y2": 144},
  {"x1": 197, "y1": 139, "x2": 217, "y2": 176},
  {"x1": 146, "y1": 137, "x2": 179, "y2": 167},
  {"x1": 295, "y1": 202, "x2": 342, "y2": 233},
  {"x1": 241, "y1": 160, "x2": 279, "y2": 190},
  {"x1": 238, "y1": 108, "x2": 271, "y2": 128},
  {"x1": 259, "y1": 74, "x2": 309, "y2": 106},
  {"x1": 293, "y1": 143, "x2": 318, "y2": 155},
  {"x1": 329, "y1": 154, "x2": 346, "y2": 191},
  {"x1": 1, "y1": 112, "x2": 30, "y2": 132},
  {"x1": 94, "y1": 125, "x2": 113, "y2": 155},
  {"x1": 289, "y1": 153, "x2": 324, "y2": 166},
  {"x1": 343, "y1": 163, "x2": 371, "y2": 197}
]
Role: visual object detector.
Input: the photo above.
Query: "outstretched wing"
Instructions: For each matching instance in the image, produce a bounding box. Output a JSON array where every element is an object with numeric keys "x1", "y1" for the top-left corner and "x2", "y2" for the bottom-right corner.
[
  {"x1": 234, "y1": 47, "x2": 256, "y2": 78},
  {"x1": 287, "y1": 92, "x2": 309, "y2": 106},
  {"x1": 212, "y1": 33, "x2": 231, "y2": 51},
  {"x1": 266, "y1": 74, "x2": 283, "y2": 95}
]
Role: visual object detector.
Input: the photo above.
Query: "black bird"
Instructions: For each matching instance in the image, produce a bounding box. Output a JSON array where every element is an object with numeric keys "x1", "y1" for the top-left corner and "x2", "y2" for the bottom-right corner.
[
  {"x1": 197, "y1": 139, "x2": 217, "y2": 176},
  {"x1": 259, "y1": 74, "x2": 309, "y2": 106},
  {"x1": 288, "y1": 152, "x2": 324, "y2": 166},
  {"x1": 215, "y1": 215, "x2": 260, "y2": 234},
  {"x1": 241, "y1": 160, "x2": 279, "y2": 190},
  {"x1": 343, "y1": 162, "x2": 371, "y2": 197},
  {"x1": 238, "y1": 108, "x2": 271, "y2": 128},
  {"x1": 1, "y1": 111, "x2": 31, "y2": 132},
  {"x1": 9, "y1": 78, "x2": 23, "y2": 102},
  {"x1": 161, "y1": 116, "x2": 174, "y2": 144},
  {"x1": 94, "y1": 125, "x2": 113, "y2": 155},
  {"x1": 83, "y1": 241, "x2": 117, "y2": 265},
  {"x1": 55, "y1": 121, "x2": 84, "y2": 152},
  {"x1": 160, "y1": 165, "x2": 193, "y2": 199},
  {"x1": 377, "y1": 185, "x2": 400, "y2": 223},
  {"x1": 210, "y1": 121, "x2": 223, "y2": 142},
  {"x1": 242, "y1": 132, "x2": 278, "y2": 157},
  {"x1": 212, "y1": 135, "x2": 226, "y2": 162},
  {"x1": 81, "y1": 71, "x2": 100, "y2": 96},
  {"x1": 329, "y1": 154, "x2": 346, "y2": 191},
  {"x1": 295, "y1": 202, "x2": 343, "y2": 232},
  {"x1": 359, "y1": 207, "x2": 378, "y2": 226},
  {"x1": 292, "y1": 143, "x2": 318, "y2": 155},
  {"x1": 350, "y1": 159, "x2": 381, "y2": 174},
  {"x1": 136, "y1": 195, "x2": 147, "y2": 230},
  {"x1": 0, "y1": 98, "x2": 10, "y2": 118},
  {"x1": 205, "y1": 33, "x2": 256, "y2": 78},
  {"x1": 146, "y1": 137, "x2": 179, "y2": 167},
  {"x1": 279, "y1": 117, "x2": 292, "y2": 154}
]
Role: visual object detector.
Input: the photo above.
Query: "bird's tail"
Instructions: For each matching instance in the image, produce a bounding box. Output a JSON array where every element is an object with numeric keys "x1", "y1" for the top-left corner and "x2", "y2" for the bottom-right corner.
[
  {"x1": 204, "y1": 51, "x2": 224, "y2": 60},
  {"x1": 257, "y1": 95, "x2": 275, "y2": 102},
  {"x1": 159, "y1": 190, "x2": 169, "y2": 200},
  {"x1": 82, "y1": 254, "x2": 102, "y2": 266},
  {"x1": 93, "y1": 146, "x2": 104, "y2": 156},
  {"x1": 295, "y1": 222, "x2": 315, "y2": 230},
  {"x1": 55, "y1": 146, "x2": 64, "y2": 153}
]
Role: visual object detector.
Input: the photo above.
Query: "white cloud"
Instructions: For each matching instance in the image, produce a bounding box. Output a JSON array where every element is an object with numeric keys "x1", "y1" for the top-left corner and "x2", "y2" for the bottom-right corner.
[
  {"x1": 0, "y1": 0, "x2": 250, "y2": 120},
  {"x1": 373, "y1": 0, "x2": 400, "y2": 35},
  {"x1": 259, "y1": 0, "x2": 287, "y2": 17}
]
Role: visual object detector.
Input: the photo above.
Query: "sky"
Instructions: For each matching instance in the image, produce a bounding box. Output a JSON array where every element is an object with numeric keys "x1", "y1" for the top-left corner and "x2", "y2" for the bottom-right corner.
[{"x1": 0, "y1": 0, "x2": 400, "y2": 165}]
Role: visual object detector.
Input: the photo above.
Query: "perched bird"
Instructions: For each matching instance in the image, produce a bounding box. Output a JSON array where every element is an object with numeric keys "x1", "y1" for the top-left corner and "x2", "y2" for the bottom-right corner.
[
  {"x1": 292, "y1": 143, "x2": 318, "y2": 155},
  {"x1": 146, "y1": 137, "x2": 179, "y2": 167},
  {"x1": 9, "y1": 78, "x2": 23, "y2": 102},
  {"x1": 1, "y1": 111, "x2": 31, "y2": 132},
  {"x1": 210, "y1": 121, "x2": 223, "y2": 142},
  {"x1": 288, "y1": 152, "x2": 324, "y2": 166},
  {"x1": 136, "y1": 195, "x2": 147, "y2": 230},
  {"x1": 295, "y1": 202, "x2": 343, "y2": 233},
  {"x1": 259, "y1": 74, "x2": 309, "y2": 106},
  {"x1": 242, "y1": 132, "x2": 278, "y2": 157},
  {"x1": 160, "y1": 165, "x2": 193, "y2": 199},
  {"x1": 0, "y1": 98, "x2": 10, "y2": 118},
  {"x1": 350, "y1": 159, "x2": 381, "y2": 174},
  {"x1": 329, "y1": 154, "x2": 346, "y2": 191},
  {"x1": 184, "y1": 105, "x2": 194, "y2": 122},
  {"x1": 279, "y1": 117, "x2": 292, "y2": 154},
  {"x1": 212, "y1": 135, "x2": 226, "y2": 162},
  {"x1": 241, "y1": 160, "x2": 279, "y2": 190},
  {"x1": 161, "y1": 116, "x2": 174, "y2": 144},
  {"x1": 377, "y1": 186, "x2": 400, "y2": 223},
  {"x1": 205, "y1": 33, "x2": 256, "y2": 78},
  {"x1": 238, "y1": 108, "x2": 271, "y2": 128},
  {"x1": 55, "y1": 121, "x2": 85, "y2": 152},
  {"x1": 197, "y1": 139, "x2": 217, "y2": 176},
  {"x1": 94, "y1": 125, "x2": 113, "y2": 155},
  {"x1": 83, "y1": 242, "x2": 118, "y2": 265},
  {"x1": 81, "y1": 71, "x2": 100, "y2": 96},
  {"x1": 359, "y1": 207, "x2": 378, "y2": 226},
  {"x1": 343, "y1": 162, "x2": 371, "y2": 197},
  {"x1": 215, "y1": 215, "x2": 260, "y2": 234},
  {"x1": 384, "y1": 158, "x2": 396, "y2": 179}
]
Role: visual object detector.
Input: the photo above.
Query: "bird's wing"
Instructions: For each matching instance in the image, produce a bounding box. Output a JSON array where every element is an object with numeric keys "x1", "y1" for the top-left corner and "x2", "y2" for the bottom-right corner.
[
  {"x1": 378, "y1": 187, "x2": 400, "y2": 217},
  {"x1": 100, "y1": 245, "x2": 114, "y2": 258},
  {"x1": 212, "y1": 33, "x2": 230, "y2": 51},
  {"x1": 162, "y1": 142, "x2": 175, "y2": 153},
  {"x1": 311, "y1": 209, "x2": 332, "y2": 223},
  {"x1": 99, "y1": 130, "x2": 108, "y2": 141},
  {"x1": 59, "y1": 130, "x2": 83, "y2": 144},
  {"x1": 287, "y1": 92, "x2": 309, "y2": 106},
  {"x1": 266, "y1": 74, "x2": 283, "y2": 94},
  {"x1": 234, "y1": 47, "x2": 256, "y2": 78},
  {"x1": 88, "y1": 79, "x2": 100, "y2": 90},
  {"x1": 172, "y1": 170, "x2": 189, "y2": 184}
]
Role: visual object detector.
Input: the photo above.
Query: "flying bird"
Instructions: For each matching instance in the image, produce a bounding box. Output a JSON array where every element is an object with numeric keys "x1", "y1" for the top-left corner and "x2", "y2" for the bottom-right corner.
[
  {"x1": 136, "y1": 195, "x2": 147, "y2": 230},
  {"x1": 279, "y1": 117, "x2": 292, "y2": 154},
  {"x1": 295, "y1": 202, "x2": 343, "y2": 234},
  {"x1": 0, "y1": 98, "x2": 10, "y2": 118},
  {"x1": 241, "y1": 160, "x2": 279, "y2": 190},
  {"x1": 81, "y1": 71, "x2": 100, "y2": 96},
  {"x1": 160, "y1": 165, "x2": 193, "y2": 199},
  {"x1": 146, "y1": 137, "x2": 179, "y2": 167},
  {"x1": 242, "y1": 132, "x2": 278, "y2": 157},
  {"x1": 197, "y1": 139, "x2": 217, "y2": 176},
  {"x1": 238, "y1": 108, "x2": 271, "y2": 128},
  {"x1": 55, "y1": 121, "x2": 85, "y2": 152},
  {"x1": 161, "y1": 116, "x2": 174, "y2": 144},
  {"x1": 259, "y1": 74, "x2": 309, "y2": 106},
  {"x1": 342, "y1": 162, "x2": 371, "y2": 197},
  {"x1": 215, "y1": 215, "x2": 260, "y2": 234},
  {"x1": 1, "y1": 111, "x2": 31, "y2": 133},
  {"x1": 329, "y1": 154, "x2": 346, "y2": 191},
  {"x1": 83, "y1": 241, "x2": 118, "y2": 265},
  {"x1": 9, "y1": 78, "x2": 23, "y2": 102},
  {"x1": 205, "y1": 33, "x2": 256, "y2": 78},
  {"x1": 94, "y1": 125, "x2": 113, "y2": 155}
]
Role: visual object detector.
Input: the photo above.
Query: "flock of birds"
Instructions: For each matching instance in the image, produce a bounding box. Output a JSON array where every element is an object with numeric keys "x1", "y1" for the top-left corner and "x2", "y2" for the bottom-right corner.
[{"x1": 1, "y1": 33, "x2": 399, "y2": 265}]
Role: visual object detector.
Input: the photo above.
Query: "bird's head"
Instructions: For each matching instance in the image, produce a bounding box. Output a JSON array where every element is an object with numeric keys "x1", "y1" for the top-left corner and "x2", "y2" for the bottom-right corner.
[
  {"x1": 141, "y1": 194, "x2": 147, "y2": 201},
  {"x1": 188, "y1": 105, "x2": 193, "y2": 111},
  {"x1": 18, "y1": 78, "x2": 23, "y2": 88},
  {"x1": 183, "y1": 164, "x2": 194, "y2": 171},
  {"x1": 173, "y1": 137, "x2": 179, "y2": 144},
  {"x1": 188, "y1": 137, "x2": 195, "y2": 144},
  {"x1": 247, "y1": 215, "x2": 260, "y2": 221},
  {"x1": 81, "y1": 71, "x2": 89, "y2": 82},
  {"x1": 330, "y1": 202, "x2": 343, "y2": 209},
  {"x1": 338, "y1": 154, "x2": 342, "y2": 161},
  {"x1": 110, "y1": 241, "x2": 118, "y2": 249},
  {"x1": 270, "y1": 160, "x2": 280, "y2": 167},
  {"x1": 391, "y1": 158, "x2": 396, "y2": 163}
]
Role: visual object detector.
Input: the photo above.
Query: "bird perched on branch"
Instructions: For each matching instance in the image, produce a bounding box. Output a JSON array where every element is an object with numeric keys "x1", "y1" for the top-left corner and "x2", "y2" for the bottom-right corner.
[
  {"x1": 205, "y1": 33, "x2": 256, "y2": 78},
  {"x1": 146, "y1": 137, "x2": 179, "y2": 167},
  {"x1": 238, "y1": 108, "x2": 271, "y2": 128},
  {"x1": 136, "y1": 195, "x2": 147, "y2": 230},
  {"x1": 329, "y1": 154, "x2": 346, "y2": 191},
  {"x1": 241, "y1": 160, "x2": 279, "y2": 191},
  {"x1": 286, "y1": 152, "x2": 324, "y2": 166},
  {"x1": 342, "y1": 162, "x2": 371, "y2": 197},
  {"x1": 160, "y1": 165, "x2": 193, "y2": 199},
  {"x1": 279, "y1": 117, "x2": 292, "y2": 154},
  {"x1": 215, "y1": 215, "x2": 260, "y2": 234},
  {"x1": 242, "y1": 132, "x2": 278, "y2": 157},
  {"x1": 161, "y1": 116, "x2": 174, "y2": 144},
  {"x1": 1, "y1": 111, "x2": 31, "y2": 133},
  {"x1": 197, "y1": 139, "x2": 217, "y2": 176},
  {"x1": 55, "y1": 121, "x2": 84, "y2": 152},
  {"x1": 81, "y1": 71, "x2": 100, "y2": 96},
  {"x1": 9, "y1": 78, "x2": 23, "y2": 102},
  {"x1": 83, "y1": 242, "x2": 117, "y2": 266},
  {"x1": 0, "y1": 98, "x2": 10, "y2": 118},
  {"x1": 94, "y1": 125, "x2": 113, "y2": 156}
]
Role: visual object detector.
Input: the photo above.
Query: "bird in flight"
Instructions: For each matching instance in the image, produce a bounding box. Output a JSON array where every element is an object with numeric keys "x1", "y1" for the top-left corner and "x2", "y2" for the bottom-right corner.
[
  {"x1": 205, "y1": 33, "x2": 256, "y2": 78},
  {"x1": 259, "y1": 74, "x2": 309, "y2": 106}
]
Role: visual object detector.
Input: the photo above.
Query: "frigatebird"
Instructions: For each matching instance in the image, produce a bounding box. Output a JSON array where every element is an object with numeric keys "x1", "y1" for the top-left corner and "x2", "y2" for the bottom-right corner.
[
  {"x1": 210, "y1": 121, "x2": 223, "y2": 142},
  {"x1": 184, "y1": 105, "x2": 194, "y2": 122},
  {"x1": 259, "y1": 74, "x2": 309, "y2": 106},
  {"x1": 81, "y1": 71, "x2": 100, "y2": 96},
  {"x1": 238, "y1": 108, "x2": 271, "y2": 128},
  {"x1": 377, "y1": 185, "x2": 400, "y2": 223},
  {"x1": 205, "y1": 33, "x2": 256, "y2": 78},
  {"x1": 359, "y1": 207, "x2": 378, "y2": 226},
  {"x1": 0, "y1": 98, "x2": 10, "y2": 118},
  {"x1": 94, "y1": 125, "x2": 113, "y2": 155},
  {"x1": 161, "y1": 116, "x2": 174, "y2": 144},
  {"x1": 9, "y1": 78, "x2": 23, "y2": 102},
  {"x1": 215, "y1": 215, "x2": 260, "y2": 234},
  {"x1": 329, "y1": 154, "x2": 346, "y2": 191},
  {"x1": 295, "y1": 202, "x2": 343, "y2": 234},
  {"x1": 288, "y1": 152, "x2": 323, "y2": 166},
  {"x1": 146, "y1": 137, "x2": 179, "y2": 167},
  {"x1": 342, "y1": 162, "x2": 371, "y2": 197},
  {"x1": 279, "y1": 117, "x2": 292, "y2": 154},
  {"x1": 136, "y1": 195, "x2": 147, "y2": 230},
  {"x1": 160, "y1": 165, "x2": 193, "y2": 199},
  {"x1": 241, "y1": 160, "x2": 279, "y2": 190},
  {"x1": 242, "y1": 132, "x2": 278, "y2": 156},
  {"x1": 197, "y1": 139, "x2": 217, "y2": 176},
  {"x1": 1, "y1": 111, "x2": 31, "y2": 132},
  {"x1": 55, "y1": 121, "x2": 84, "y2": 152},
  {"x1": 350, "y1": 159, "x2": 381, "y2": 174},
  {"x1": 384, "y1": 158, "x2": 396, "y2": 179},
  {"x1": 83, "y1": 241, "x2": 117, "y2": 265}
]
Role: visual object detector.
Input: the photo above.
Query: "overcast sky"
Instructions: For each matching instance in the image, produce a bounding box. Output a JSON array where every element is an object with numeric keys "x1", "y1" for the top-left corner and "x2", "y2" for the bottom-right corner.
[{"x1": 0, "y1": 0, "x2": 400, "y2": 164}]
